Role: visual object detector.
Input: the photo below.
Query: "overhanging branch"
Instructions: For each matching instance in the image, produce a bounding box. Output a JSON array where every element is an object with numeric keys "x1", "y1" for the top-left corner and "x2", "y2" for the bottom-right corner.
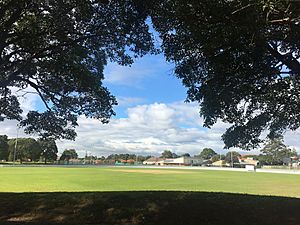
[
  {"x1": 266, "y1": 43, "x2": 300, "y2": 78},
  {"x1": 18, "y1": 78, "x2": 52, "y2": 111}
]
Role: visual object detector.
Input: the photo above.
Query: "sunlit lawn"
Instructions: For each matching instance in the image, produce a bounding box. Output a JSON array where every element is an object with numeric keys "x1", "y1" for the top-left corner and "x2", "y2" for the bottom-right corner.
[
  {"x1": 0, "y1": 166, "x2": 300, "y2": 197},
  {"x1": 1, "y1": 166, "x2": 300, "y2": 225}
]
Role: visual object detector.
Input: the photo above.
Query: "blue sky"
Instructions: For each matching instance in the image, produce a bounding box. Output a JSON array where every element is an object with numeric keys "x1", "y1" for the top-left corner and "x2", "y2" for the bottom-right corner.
[
  {"x1": 104, "y1": 54, "x2": 188, "y2": 118},
  {"x1": 102, "y1": 19, "x2": 189, "y2": 118}
]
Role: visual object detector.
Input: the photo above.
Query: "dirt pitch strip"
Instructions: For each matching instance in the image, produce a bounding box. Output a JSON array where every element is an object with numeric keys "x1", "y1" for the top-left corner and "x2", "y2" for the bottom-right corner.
[{"x1": 108, "y1": 168, "x2": 196, "y2": 174}]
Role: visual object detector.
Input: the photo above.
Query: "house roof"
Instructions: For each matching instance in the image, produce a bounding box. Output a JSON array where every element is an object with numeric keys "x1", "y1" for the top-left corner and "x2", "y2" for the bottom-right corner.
[{"x1": 144, "y1": 157, "x2": 161, "y2": 162}]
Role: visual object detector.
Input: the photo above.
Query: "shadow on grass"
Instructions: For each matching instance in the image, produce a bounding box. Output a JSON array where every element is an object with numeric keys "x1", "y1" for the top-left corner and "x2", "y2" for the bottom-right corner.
[{"x1": 0, "y1": 191, "x2": 299, "y2": 225}]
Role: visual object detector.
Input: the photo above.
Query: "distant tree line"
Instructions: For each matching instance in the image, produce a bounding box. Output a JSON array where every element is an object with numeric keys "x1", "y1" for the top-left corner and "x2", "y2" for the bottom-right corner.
[
  {"x1": 0, "y1": 135, "x2": 58, "y2": 163},
  {"x1": 0, "y1": 135, "x2": 153, "y2": 164},
  {"x1": 105, "y1": 154, "x2": 152, "y2": 163},
  {"x1": 159, "y1": 137, "x2": 299, "y2": 166},
  {"x1": 1, "y1": 134, "x2": 298, "y2": 166},
  {"x1": 57, "y1": 152, "x2": 154, "y2": 165}
]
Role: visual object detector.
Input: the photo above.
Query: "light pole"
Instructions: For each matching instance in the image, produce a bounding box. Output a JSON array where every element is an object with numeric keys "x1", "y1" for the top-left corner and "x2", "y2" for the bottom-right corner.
[
  {"x1": 135, "y1": 154, "x2": 137, "y2": 166},
  {"x1": 231, "y1": 150, "x2": 233, "y2": 168},
  {"x1": 13, "y1": 125, "x2": 20, "y2": 165},
  {"x1": 219, "y1": 150, "x2": 222, "y2": 167},
  {"x1": 135, "y1": 146, "x2": 138, "y2": 166}
]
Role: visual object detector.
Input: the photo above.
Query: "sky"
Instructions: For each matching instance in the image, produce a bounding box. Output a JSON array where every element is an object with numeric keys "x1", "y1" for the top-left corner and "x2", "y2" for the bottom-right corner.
[{"x1": 1, "y1": 53, "x2": 300, "y2": 157}]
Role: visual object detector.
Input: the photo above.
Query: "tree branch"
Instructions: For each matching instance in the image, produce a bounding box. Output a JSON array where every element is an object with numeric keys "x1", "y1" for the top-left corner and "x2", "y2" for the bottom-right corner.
[
  {"x1": 231, "y1": 4, "x2": 256, "y2": 15},
  {"x1": 17, "y1": 78, "x2": 52, "y2": 111},
  {"x1": 268, "y1": 17, "x2": 300, "y2": 24},
  {"x1": 266, "y1": 43, "x2": 300, "y2": 78}
]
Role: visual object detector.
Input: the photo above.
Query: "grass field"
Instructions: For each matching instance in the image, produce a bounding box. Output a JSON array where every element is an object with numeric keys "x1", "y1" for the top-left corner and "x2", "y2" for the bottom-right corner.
[
  {"x1": 1, "y1": 166, "x2": 300, "y2": 197},
  {"x1": 0, "y1": 166, "x2": 300, "y2": 225}
]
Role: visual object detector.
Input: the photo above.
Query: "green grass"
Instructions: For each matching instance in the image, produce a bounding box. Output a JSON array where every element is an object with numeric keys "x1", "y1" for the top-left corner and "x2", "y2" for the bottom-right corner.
[
  {"x1": 0, "y1": 166, "x2": 300, "y2": 197},
  {"x1": 1, "y1": 166, "x2": 300, "y2": 225}
]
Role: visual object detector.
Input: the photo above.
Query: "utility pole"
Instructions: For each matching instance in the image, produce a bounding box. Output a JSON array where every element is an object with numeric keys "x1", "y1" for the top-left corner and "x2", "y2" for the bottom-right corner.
[
  {"x1": 135, "y1": 146, "x2": 138, "y2": 166},
  {"x1": 84, "y1": 150, "x2": 88, "y2": 164},
  {"x1": 220, "y1": 150, "x2": 222, "y2": 167},
  {"x1": 13, "y1": 126, "x2": 20, "y2": 165},
  {"x1": 231, "y1": 150, "x2": 233, "y2": 168}
]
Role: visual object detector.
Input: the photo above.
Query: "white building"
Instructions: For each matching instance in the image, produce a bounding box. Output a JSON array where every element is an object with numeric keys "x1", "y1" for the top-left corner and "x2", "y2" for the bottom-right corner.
[
  {"x1": 143, "y1": 157, "x2": 203, "y2": 166},
  {"x1": 142, "y1": 157, "x2": 163, "y2": 165}
]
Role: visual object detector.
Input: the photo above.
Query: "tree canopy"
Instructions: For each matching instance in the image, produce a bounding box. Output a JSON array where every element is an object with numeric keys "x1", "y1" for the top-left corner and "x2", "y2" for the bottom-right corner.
[
  {"x1": 0, "y1": 135, "x2": 9, "y2": 160},
  {"x1": 198, "y1": 148, "x2": 217, "y2": 160},
  {"x1": 0, "y1": 0, "x2": 154, "y2": 140},
  {"x1": 224, "y1": 151, "x2": 241, "y2": 165},
  {"x1": 8, "y1": 138, "x2": 41, "y2": 162},
  {"x1": 160, "y1": 150, "x2": 178, "y2": 158},
  {"x1": 60, "y1": 149, "x2": 78, "y2": 162},
  {"x1": 211, "y1": 154, "x2": 225, "y2": 163},
  {"x1": 37, "y1": 138, "x2": 58, "y2": 163},
  {"x1": 260, "y1": 136, "x2": 297, "y2": 165},
  {"x1": 148, "y1": 0, "x2": 300, "y2": 149},
  {"x1": 1, "y1": 0, "x2": 300, "y2": 149}
]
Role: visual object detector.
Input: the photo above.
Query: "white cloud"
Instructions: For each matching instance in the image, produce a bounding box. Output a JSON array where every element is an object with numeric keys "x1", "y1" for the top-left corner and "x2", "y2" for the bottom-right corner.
[
  {"x1": 10, "y1": 86, "x2": 40, "y2": 115},
  {"x1": 55, "y1": 102, "x2": 300, "y2": 157},
  {"x1": 2, "y1": 97, "x2": 300, "y2": 157},
  {"x1": 0, "y1": 87, "x2": 41, "y2": 139},
  {"x1": 55, "y1": 102, "x2": 232, "y2": 157},
  {"x1": 283, "y1": 130, "x2": 300, "y2": 150},
  {"x1": 116, "y1": 96, "x2": 145, "y2": 107}
]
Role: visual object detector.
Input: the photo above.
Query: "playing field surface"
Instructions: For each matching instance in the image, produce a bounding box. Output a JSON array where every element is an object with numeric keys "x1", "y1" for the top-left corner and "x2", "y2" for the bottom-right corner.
[
  {"x1": 1, "y1": 166, "x2": 300, "y2": 197},
  {"x1": 1, "y1": 166, "x2": 300, "y2": 225}
]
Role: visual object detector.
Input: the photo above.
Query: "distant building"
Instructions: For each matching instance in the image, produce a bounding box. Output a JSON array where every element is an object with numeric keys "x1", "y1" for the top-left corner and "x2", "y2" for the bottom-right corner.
[
  {"x1": 212, "y1": 160, "x2": 227, "y2": 167},
  {"x1": 142, "y1": 157, "x2": 163, "y2": 165},
  {"x1": 238, "y1": 156, "x2": 259, "y2": 167},
  {"x1": 290, "y1": 156, "x2": 299, "y2": 161},
  {"x1": 143, "y1": 157, "x2": 203, "y2": 166}
]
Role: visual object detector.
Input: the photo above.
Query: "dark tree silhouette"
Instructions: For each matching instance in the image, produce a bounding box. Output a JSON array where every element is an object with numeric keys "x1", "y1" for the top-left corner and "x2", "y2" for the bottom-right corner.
[{"x1": 0, "y1": 0, "x2": 155, "y2": 140}]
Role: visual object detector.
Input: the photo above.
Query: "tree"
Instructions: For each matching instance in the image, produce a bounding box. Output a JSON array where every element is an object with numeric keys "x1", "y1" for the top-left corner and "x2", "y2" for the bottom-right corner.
[
  {"x1": 172, "y1": 152, "x2": 178, "y2": 158},
  {"x1": 37, "y1": 138, "x2": 58, "y2": 164},
  {"x1": 8, "y1": 138, "x2": 41, "y2": 163},
  {"x1": 225, "y1": 151, "x2": 241, "y2": 165},
  {"x1": 211, "y1": 154, "x2": 225, "y2": 163},
  {"x1": 60, "y1": 149, "x2": 78, "y2": 162},
  {"x1": 137, "y1": 155, "x2": 152, "y2": 162},
  {"x1": 161, "y1": 150, "x2": 175, "y2": 158},
  {"x1": 148, "y1": 0, "x2": 300, "y2": 149},
  {"x1": 3, "y1": 1, "x2": 300, "y2": 149},
  {"x1": 0, "y1": 1, "x2": 154, "y2": 140},
  {"x1": 199, "y1": 148, "x2": 217, "y2": 160},
  {"x1": 260, "y1": 136, "x2": 296, "y2": 165},
  {"x1": 99, "y1": 156, "x2": 106, "y2": 161},
  {"x1": 106, "y1": 154, "x2": 138, "y2": 162},
  {"x1": 0, "y1": 135, "x2": 9, "y2": 160},
  {"x1": 181, "y1": 153, "x2": 190, "y2": 157}
]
